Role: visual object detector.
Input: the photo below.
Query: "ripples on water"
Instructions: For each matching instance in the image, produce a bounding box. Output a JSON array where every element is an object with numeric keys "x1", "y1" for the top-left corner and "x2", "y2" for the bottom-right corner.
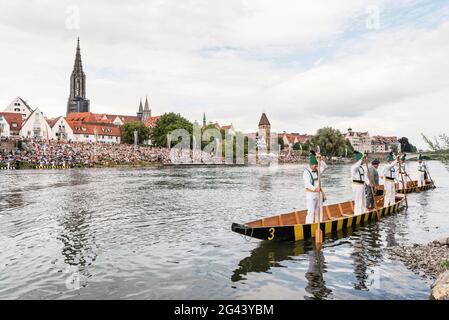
[{"x1": 0, "y1": 162, "x2": 448, "y2": 299}]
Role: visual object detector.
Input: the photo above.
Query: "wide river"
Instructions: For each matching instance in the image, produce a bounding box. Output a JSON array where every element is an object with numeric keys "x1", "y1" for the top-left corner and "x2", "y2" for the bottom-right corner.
[{"x1": 0, "y1": 161, "x2": 448, "y2": 299}]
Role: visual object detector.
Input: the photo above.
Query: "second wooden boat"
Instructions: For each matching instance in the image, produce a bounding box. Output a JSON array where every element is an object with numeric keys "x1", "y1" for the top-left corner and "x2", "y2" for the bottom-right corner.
[
  {"x1": 375, "y1": 180, "x2": 435, "y2": 196},
  {"x1": 231, "y1": 194, "x2": 406, "y2": 242},
  {"x1": 396, "y1": 180, "x2": 435, "y2": 194}
]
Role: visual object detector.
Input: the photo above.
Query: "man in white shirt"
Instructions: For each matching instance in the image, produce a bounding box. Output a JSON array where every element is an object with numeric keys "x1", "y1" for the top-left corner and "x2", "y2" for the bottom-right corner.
[
  {"x1": 417, "y1": 154, "x2": 427, "y2": 187},
  {"x1": 398, "y1": 153, "x2": 409, "y2": 190},
  {"x1": 381, "y1": 152, "x2": 399, "y2": 206},
  {"x1": 351, "y1": 151, "x2": 369, "y2": 216},
  {"x1": 304, "y1": 151, "x2": 327, "y2": 224}
]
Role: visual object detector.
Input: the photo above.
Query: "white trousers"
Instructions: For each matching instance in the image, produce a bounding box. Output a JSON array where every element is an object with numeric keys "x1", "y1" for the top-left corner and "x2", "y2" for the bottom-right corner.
[
  {"x1": 398, "y1": 173, "x2": 407, "y2": 189},
  {"x1": 384, "y1": 180, "x2": 396, "y2": 206},
  {"x1": 352, "y1": 183, "x2": 366, "y2": 216},
  {"x1": 418, "y1": 172, "x2": 426, "y2": 187},
  {"x1": 306, "y1": 192, "x2": 323, "y2": 224}
]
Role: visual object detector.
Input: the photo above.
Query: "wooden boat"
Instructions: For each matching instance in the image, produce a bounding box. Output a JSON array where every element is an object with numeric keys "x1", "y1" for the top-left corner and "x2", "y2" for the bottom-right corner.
[
  {"x1": 375, "y1": 180, "x2": 435, "y2": 196},
  {"x1": 396, "y1": 180, "x2": 435, "y2": 194},
  {"x1": 231, "y1": 194, "x2": 406, "y2": 242}
]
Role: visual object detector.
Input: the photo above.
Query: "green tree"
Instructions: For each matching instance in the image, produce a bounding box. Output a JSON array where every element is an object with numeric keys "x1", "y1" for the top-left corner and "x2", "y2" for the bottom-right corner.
[
  {"x1": 220, "y1": 131, "x2": 249, "y2": 163},
  {"x1": 201, "y1": 123, "x2": 221, "y2": 150},
  {"x1": 121, "y1": 121, "x2": 151, "y2": 144},
  {"x1": 390, "y1": 144, "x2": 399, "y2": 154},
  {"x1": 399, "y1": 137, "x2": 417, "y2": 153},
  {"x1": 310, "y1": 127, "x2": 348, "y2": 157},
  {"x1": 422, "y1": 133, "x2": 449, "y2": 152},
  {"x1": 301, "y1": 141, "x2": 311, "y2": 153},
  {"x1": 344, "y1": 139, "x2": 354, "y2": 156},
  {"x1": 150, "y1": 113, "x2": 193, "y2": 148},
  {"x1": 278, "y1": 137, "x2": 285, "y2": 150},
  {"x1": 293, "y1": 142, "x2": 301, "y2": 151}
]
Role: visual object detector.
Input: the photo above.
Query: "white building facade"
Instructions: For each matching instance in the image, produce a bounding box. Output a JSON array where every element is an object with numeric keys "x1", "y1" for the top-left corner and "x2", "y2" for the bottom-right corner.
[
  {"x1": 0, "y1": 114, "x2": 10, "y2": 137},
  {"x1": 67, "y1": 122, "x2": 121, "y2": 144},
  {"x1": 3, "y1": 97, "x2": 33, "y2": 121},
  {"x1": 48, "y1": 117, "x2": 75, "y2": 141},
  {"x1": 20, "y1": 108, "x2": 52, "y2": 139}
]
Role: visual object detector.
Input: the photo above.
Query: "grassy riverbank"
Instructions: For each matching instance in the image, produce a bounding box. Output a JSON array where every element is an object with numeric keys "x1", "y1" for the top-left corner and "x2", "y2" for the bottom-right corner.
[{"x1": 423, "y1": 151, "x2": 449, "y2": 161}]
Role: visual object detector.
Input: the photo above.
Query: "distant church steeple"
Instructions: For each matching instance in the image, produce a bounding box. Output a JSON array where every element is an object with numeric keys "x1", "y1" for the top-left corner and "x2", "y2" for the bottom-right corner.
[
  {"x1": 137, "y1": 99, "x2": 143, "y2": 121},
  {"x1": 67, "y1": 37, "x2": 90, "y2": 115},
  {"x1": 142, "y1": 96, "x2": 151, "y2": 122},
  {"x1": 203, "y1": 113, "x2": 206, "y2": 127}
]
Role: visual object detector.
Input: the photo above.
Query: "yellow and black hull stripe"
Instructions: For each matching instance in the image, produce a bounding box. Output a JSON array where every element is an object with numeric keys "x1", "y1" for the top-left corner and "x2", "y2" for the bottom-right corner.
[
  {"x1": 231, "y1": 198, "x2": 405, "y2": 242},
  {"x1": 396, "y1": 181, "x2": 435, "y2": 194},
  {"x1": 375, "y1": 181, "x2": 435, "y2": 196}
]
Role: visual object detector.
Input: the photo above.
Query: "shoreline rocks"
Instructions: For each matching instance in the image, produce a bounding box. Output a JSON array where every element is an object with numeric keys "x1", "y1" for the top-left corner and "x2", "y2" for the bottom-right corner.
[
  {"x1": 430, "y1": 271, "x2": 449, "y2": 300},
  {"x1": 387, "y1": 237, "x2": 449, "y2": 300}
]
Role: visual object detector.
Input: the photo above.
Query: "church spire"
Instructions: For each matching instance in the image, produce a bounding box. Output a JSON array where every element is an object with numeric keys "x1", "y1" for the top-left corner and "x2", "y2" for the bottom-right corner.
[
  {"x1": 137, "y1": 98, "x2": 143, "y2": 121},
  {"x1": 67, "y1": 37, "x2": 90, "y2": 115},
  {"x1": 142, "y1": 95, "x2": 151, "y2": 121},
  {"x1": 203, "y1": 113, "x2": 206, "y2": 127},
  {"x1": 144, "y1": 96, "x2": 150, "y2": 111},
  {"x1": 73, "y1": 37, "x2": 83, "y2": 72},
  {"x1": 138, "y1": 99, "x2": 143, "y2": 113}
]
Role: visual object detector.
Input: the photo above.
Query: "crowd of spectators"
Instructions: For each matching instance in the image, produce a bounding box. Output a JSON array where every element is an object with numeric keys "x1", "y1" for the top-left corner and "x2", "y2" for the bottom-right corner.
[{"x1": 0, "y1": 139, "x2": 220, "y2": 168}]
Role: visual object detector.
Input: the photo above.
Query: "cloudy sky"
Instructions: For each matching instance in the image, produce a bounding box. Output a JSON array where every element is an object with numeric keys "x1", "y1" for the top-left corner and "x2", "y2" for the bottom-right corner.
[{"x1": 1, "y1": 0, "x2": 448, "y2": 148}]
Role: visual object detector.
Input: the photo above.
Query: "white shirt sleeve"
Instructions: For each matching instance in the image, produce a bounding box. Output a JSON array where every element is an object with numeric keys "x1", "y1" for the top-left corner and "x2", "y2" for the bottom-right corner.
[
  {"x1": 382, "y1": 160, "x2": 397, "y2": 177},
  {"x1": 303, "y1": 169, "x2": 315, "y2": 190},
  {"x1": 364, "y1": 165, "x2": 370, "y2": 185},
  {"x1": 320, "y1": 160, "x2": 328, "y2": 174},
  {"x1": 351, "y1": 159, "x2": 363, "y2": 181}
]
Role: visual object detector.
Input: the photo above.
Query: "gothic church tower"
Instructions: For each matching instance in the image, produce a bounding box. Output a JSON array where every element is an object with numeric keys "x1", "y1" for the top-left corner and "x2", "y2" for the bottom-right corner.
[
  {"x1": 67, "y1": 38, "x2": 90, "y2": 115},
  {"x1": 142, "y1": 96, "x2": 151, "y2": 122}
]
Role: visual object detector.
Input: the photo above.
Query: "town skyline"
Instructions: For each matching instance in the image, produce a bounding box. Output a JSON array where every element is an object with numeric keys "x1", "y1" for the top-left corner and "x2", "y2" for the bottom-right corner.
[{"x1": 1, "y1": 1, "x2": 448, "y2": 148}]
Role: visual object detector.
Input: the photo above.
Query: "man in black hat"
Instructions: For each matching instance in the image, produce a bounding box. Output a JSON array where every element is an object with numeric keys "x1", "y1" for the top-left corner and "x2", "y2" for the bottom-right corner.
[{"x1": 366, "y1": 159, "x2": 380, "y2": 209}]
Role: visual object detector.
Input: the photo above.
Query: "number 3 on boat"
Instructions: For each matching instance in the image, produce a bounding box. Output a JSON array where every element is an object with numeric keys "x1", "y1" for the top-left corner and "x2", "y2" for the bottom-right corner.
[{"x1": 268, "y1": 227, "x2": 275, "y2": 240}]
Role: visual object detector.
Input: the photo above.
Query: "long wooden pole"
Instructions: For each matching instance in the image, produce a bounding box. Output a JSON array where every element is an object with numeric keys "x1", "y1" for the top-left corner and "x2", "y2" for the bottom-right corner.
[
  {"x1": 315, "y1": 149, "x2": 323, "y2": 247},
  {"x1": 400, "y1": 158, "x2": 416, "y2": 189},
  {"x1": 398, "y1": 157, "x2": 409, "y2": 208},
  {"x1": 424, "y1": 160, "x2": 436, "y2": 188},
  {"x1": 366, "y1": 161, "x2": 381, "y2": 221}
]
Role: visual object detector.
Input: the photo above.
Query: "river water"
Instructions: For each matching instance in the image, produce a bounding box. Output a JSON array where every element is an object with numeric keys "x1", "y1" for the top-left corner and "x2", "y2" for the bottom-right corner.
[{"x1": 0, "y1": 161, "x2": 448, "y2": 300}]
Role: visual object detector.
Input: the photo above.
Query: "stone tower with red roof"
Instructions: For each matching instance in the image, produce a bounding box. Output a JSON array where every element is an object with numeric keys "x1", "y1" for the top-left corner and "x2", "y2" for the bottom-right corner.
[{"x1": 258, "y1": 113, "x2": 271, "y2": 151}]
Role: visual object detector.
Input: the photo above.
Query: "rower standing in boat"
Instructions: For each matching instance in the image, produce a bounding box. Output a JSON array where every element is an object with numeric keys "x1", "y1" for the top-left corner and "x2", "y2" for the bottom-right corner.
[
  {"x1": 351, "y1": 151, "x2": 369, "y2": 216},
  {"x1": 417, "y1": 154, "x2": 427, "y2": 188},
  {"x1": 381, "y1": 152, "x2": 399, "y2": 206},
  {"x1": 398, "y1": 153, "x2": 409, "y2": 190},
  {"x1": 304, "y1": 151, "x2": 328, "y2": 224},
  {"x1": 366, "y1": 159, "x2": 380, "y2": 210}
]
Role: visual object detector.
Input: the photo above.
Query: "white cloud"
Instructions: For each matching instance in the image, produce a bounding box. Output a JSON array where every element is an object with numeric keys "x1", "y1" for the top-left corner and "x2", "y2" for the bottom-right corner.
[
  {"x1": 0, "y1": 0, "x2": 447, "y2": 149},
  {"x1": 269, "y1": 21, "x2": 449, "y2": 148}
]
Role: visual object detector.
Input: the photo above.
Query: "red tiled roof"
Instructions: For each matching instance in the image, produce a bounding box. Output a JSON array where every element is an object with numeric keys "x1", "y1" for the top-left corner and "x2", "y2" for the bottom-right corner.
[
  {"x1": 144, "y1": 116, "x2": 161, "y2": 128},
  {"x1": 66, "y1": 112, "x2": 139, "y2": 125},
  {"x1": 66, "y1": 121, "x2": 121, "y2": 136},
  {"x1": 45, "y1": 117, "x2": 62, "y2": 128},
  {"x1": 222, "y1": 124, "x2": 233, "y2": 130},
  {"x1": 282, "y1": 133, "x2": 310, "y2": 144},
  {"x1": 0, "y1": 112, "x2": 23, "y2": 131},
  {"x1": 108, "y1": 114, "x2": 140, "y2": 124},
  {"x1": 66, "y1": 112, "x2": 103, "y2": 123}
]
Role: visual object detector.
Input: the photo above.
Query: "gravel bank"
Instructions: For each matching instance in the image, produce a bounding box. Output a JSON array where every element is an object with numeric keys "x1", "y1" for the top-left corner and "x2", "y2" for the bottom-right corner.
[{"x1": 387, "y1": 238, "x2": 449, "y2": 280}]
